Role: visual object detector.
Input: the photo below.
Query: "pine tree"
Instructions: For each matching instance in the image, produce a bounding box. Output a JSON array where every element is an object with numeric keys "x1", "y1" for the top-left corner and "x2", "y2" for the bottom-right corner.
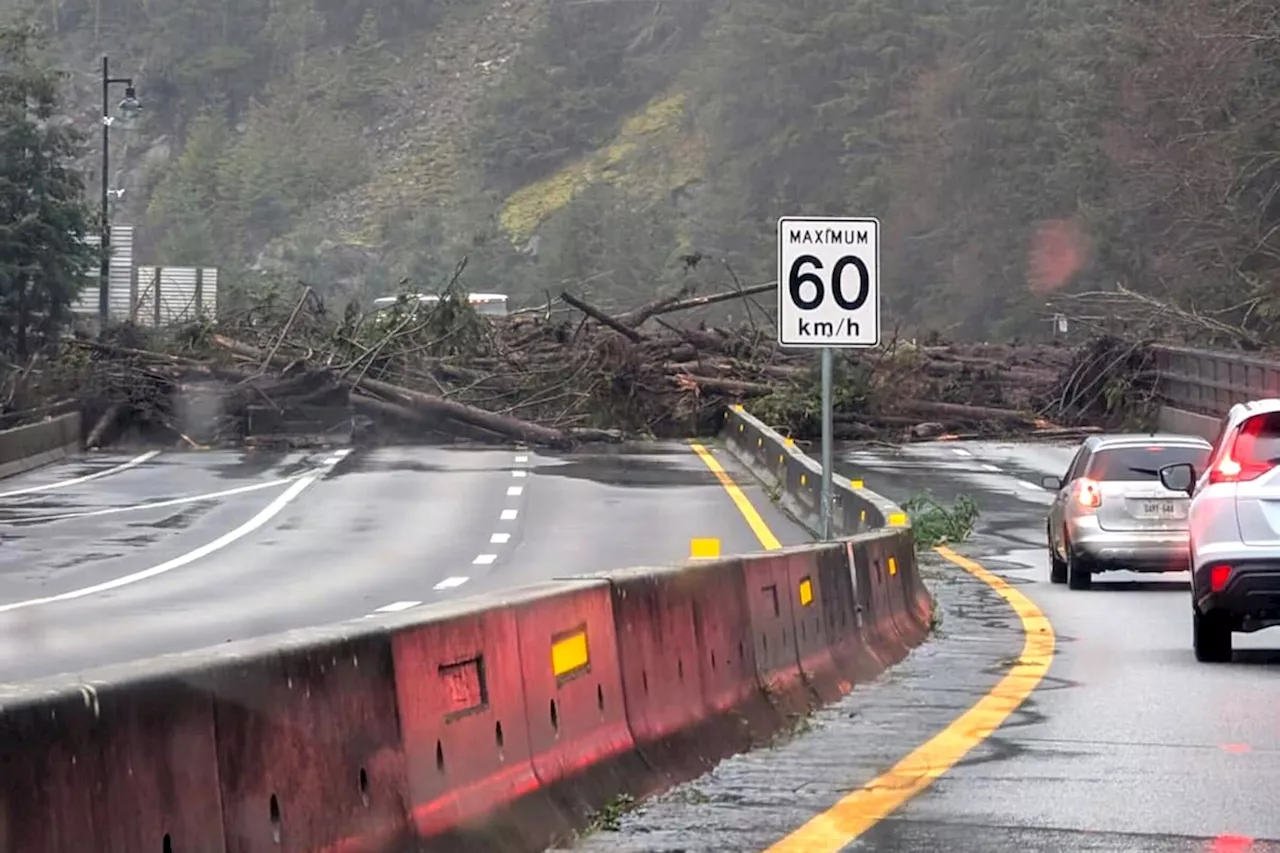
[{"x1": 0, "y1": 23, "x2": 95, "y2": 361}]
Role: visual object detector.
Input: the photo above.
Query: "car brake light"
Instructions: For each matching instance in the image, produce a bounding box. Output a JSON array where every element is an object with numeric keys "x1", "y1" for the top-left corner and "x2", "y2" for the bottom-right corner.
[
  {"x1": 1208, "y1": 453, "x2": 1274, "y2": 484},
  {"x1": 1075, "y1": 477, "x2": 1102, "y2": 508},
  {"x1": 1210, "y1": 564, "x2": 1231, "y2": 592}
]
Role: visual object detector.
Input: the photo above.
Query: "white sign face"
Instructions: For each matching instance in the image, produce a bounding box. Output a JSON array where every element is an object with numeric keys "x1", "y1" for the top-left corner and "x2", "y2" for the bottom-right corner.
[{"x1": 777, "y1": 216, "x2": 880, "y2": 348}]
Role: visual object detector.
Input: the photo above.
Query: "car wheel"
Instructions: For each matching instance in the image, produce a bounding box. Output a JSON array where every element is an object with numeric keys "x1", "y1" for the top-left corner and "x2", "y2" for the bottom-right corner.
[
  {"x1": 1066, "y1": 546, "x2": 1092, "y2": 590},
  {"x1": 1049, "y1": 524, "x2": 1067, "y2": 584},
  {"x1": 1193, "y1": 606, "x2": 1232, "y2": 663}
]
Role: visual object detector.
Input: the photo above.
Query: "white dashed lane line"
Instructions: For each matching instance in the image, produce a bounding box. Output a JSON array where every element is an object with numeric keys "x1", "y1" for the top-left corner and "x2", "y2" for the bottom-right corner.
[
  {"x1": 375, "y1": 600, "x2": 420, "y2": 613},
  {"x1": 368, "y1": 449, "x2": 530, "y2": 617},
  {"x1": 433, "y1": 576, "x2": 470, "y2": 590}
]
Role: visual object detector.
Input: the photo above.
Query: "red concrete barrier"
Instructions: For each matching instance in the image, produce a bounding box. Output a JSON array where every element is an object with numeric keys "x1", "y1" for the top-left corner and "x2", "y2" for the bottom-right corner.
[
  {"x1": 0, "y1": 675, "x2": 224, "y2": 853},
  {"x1": 211, "y1": 634, "x2": 409, "y2": 853},
  {"x1": 510, "y1": 580, "x2": 644, "y2": 825},
  {"x1": 389, "y1": 600, "x2": 557, "y2": 850}
]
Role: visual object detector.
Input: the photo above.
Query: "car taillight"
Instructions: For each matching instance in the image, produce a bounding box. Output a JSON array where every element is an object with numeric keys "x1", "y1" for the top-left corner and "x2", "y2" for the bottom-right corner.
[
  {"x1": 1075, "y1": 477, "x2": 1102, "y2": 508},
  {"x1": 1210, "y1": 564, "x2": 1231, "y2": 592},
  {"x1": 1208, "y1": 453, "x2": 1274, "y2": 484}
]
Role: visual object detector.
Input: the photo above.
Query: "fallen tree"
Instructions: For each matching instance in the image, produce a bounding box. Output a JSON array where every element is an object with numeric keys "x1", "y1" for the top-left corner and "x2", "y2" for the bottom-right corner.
[{"x1": 1, "y1": 270, "x2": 1159, "y2": 449}]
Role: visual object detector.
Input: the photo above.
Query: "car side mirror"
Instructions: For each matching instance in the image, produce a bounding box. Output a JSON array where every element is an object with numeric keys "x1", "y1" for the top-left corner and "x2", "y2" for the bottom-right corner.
[
  {"x1": 1159, "y1": 462, "x2": 1195, "y2": 496},
  {"x1": 1040, "y1": 475, "x2": 1063, "y2": 490}
]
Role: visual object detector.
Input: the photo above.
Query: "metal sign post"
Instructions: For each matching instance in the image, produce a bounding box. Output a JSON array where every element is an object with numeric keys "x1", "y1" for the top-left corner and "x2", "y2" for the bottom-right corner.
[
  {"x1": 777, "y1": 216, "x2": 881, "y2": 540},
  {"x1": 820, "y1": 346, "x2": 834, "y2": 538}
]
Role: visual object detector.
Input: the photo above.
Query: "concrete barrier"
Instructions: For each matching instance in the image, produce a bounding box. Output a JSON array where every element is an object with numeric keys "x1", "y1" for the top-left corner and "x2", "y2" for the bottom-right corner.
[
  {"x1": 0, "y1": 406, "x2": 931, "y2": 853},
  {"x1": 0, "y1": 412, "x2": 81, "y2": 480}
]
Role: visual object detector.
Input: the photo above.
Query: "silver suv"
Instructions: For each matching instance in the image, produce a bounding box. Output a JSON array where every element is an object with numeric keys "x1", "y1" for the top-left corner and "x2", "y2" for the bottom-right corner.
[
  {"x1": 1159, "y1": 399, "x2": 1280, "y2": 663},
  {"x1": 1045, "y1": 434, "x2": 1212, "y2": 590}
]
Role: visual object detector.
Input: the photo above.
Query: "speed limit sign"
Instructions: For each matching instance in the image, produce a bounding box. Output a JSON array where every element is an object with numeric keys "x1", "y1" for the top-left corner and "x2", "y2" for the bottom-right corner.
[{"x1": 777, "y1": 216, "x2": 880, "y2": 347}]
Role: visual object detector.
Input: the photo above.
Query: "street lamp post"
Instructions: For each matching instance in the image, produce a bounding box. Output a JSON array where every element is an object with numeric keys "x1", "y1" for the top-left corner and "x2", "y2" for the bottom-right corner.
[{"x1": 99, "y1": 55, "x2": 141, "y2": 329}]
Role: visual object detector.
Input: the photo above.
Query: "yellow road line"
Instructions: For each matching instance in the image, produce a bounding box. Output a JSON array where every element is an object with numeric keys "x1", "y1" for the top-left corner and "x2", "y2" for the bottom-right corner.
[
  {"x1": 690, "y1": 443, "x2": 782, "y2": 551},
  {"x1": 761, "y1": 545, "x2": 1055, "y2": 851}
]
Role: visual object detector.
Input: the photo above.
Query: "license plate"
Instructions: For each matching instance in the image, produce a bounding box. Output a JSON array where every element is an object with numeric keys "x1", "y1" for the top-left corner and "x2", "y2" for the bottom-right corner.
[{"x1": 1140, "y1": 500, "x2": 1180, "y2": 517}]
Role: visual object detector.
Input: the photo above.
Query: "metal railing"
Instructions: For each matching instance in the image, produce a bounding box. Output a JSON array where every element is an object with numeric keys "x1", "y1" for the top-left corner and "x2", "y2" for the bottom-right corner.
[{"x1": 1151, "y1": 344, "x2": 1280, "y2": 416}]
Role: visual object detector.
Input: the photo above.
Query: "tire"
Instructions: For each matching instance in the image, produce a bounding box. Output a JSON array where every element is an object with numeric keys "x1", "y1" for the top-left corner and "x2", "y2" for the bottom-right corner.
[
  {"x1": 1066, "y1": 547, "x2": 1093, "y2": 590},
  {"x1": 1193, "y1": 606, "x2": 1232, "y2": 663},
  {"x1": 1049, "y1": 524, "x2": 1067, "y2": 584}
]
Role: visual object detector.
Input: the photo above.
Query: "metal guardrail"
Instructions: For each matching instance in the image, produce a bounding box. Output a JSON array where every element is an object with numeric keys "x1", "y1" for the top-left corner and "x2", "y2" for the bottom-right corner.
[{"x1": 1151, "y1": 344, "x2": 1280, "y2": 416}]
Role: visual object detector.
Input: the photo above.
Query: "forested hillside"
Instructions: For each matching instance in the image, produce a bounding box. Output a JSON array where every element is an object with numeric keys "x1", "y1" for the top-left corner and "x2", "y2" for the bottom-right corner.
[{"x1": 4, "y1": 0, "x2": 1278, "y2": 342}]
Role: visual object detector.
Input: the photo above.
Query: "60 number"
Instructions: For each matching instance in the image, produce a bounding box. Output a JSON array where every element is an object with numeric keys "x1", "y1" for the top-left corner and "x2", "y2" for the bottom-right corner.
[{"x1": 788, "y1": 254, "x2": 870, "y2": 311}]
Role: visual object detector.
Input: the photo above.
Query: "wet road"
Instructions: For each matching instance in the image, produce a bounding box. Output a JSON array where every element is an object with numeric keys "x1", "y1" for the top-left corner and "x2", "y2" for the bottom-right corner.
[
  {"x1": 0, "y1": 441, "x2": 808, "y2": 681},
  {"x1": 566, "y1": 440, "x2": 1280, "y2": 852}
]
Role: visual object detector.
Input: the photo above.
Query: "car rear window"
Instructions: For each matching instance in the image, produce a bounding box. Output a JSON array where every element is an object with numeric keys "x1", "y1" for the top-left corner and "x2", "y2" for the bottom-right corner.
[
  {"x1": 1086, "y1": 444, "x2": 1211, "y2": 481},
  {"x1": 1230, "y1": 413, "x2": 1280, "y2": 463}
]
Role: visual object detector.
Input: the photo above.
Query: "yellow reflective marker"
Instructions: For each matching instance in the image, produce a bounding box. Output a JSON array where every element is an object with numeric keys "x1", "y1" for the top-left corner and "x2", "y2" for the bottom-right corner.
[
  {"x1": 888, "y1": 511, "x2": 908, "y2": 527},
  {"x1": 551, "y1": 629, "x2": 590, "y2": 679},
  {"x1": 757, "y1": 437, "x2": 764, "y2": 447},
  {"x1": 733, "y1": 404, "x2": 744, "y2": 412},
  {"x1": 851, "y1": 479, "x2": 864, "y2": 489},
  {"x1": 800, "y1": 474, "x2": 808, "y2": 486},
  {"x1": 784, "y1": 437, "x2": 795, "y2": 446},
  {"x1": 888, "y1": 556, "x2": 897, "y2": 576},
  {"x1": 690, "y1": 537, "x2": 721, "y2": 559},
  {"x1": 689, "y1": 443, "x2": 782, "y2": 551},
  {"x1": 760, "y1": 547, "x2": 1053, "y2": 852},
  {"x1": 798, "y1": 578, "x2": 814, "y2": 606}
]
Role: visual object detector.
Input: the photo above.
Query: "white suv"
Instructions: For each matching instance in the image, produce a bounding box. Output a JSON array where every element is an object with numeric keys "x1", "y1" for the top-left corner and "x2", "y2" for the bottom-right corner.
[{"x1": 1160, "y1": 399, "x2": 1280, "y2": 663}]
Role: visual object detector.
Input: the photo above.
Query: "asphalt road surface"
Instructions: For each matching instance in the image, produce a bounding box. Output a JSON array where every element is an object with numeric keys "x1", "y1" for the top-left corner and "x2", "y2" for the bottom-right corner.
[
  {"x1": 567, "y1": 439, "x2": 1280, "y2": 852},
  {"x1": 0, "y1": 441, "x2": 809, "y2": 681}
]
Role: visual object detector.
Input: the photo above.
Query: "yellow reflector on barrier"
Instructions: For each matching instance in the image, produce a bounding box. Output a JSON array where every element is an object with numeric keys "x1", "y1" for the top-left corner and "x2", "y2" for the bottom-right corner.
[
  {"x1": 757, "y1": 437, "x2": 763, "y2": 447},
  {"x1": 888, "y1": 557, "x2": 897, "y2": 576},
  {"x1": 784, "y1": 437, "x2": 795, "y2": 446},
  {"x1": 732, "y1": 404, "x2": 744, "y2": 412},
  {"x1": 800, "y1": 474, "x2": 807, "y2": 486},
  {"x1": 551, "y1": 629, "x2": 590, "y2": 678},
  {"x1": 778, "y1": 454, "x2": 784, "y2": 465},
  {"x1": 799, "y1": 578, "x2": 814, "y2": 606},
  {"x1": 888, "y1": 512, "x2": 908, "y2": 526},
  {"x1": 851, "y1": 479, "x2": 864, "y2": 489},
  {"x1": 690, "y1": 537, "x2": 721, "y2": 559},
  {"x1": 860, "y1": 510, "x2": 867, "y2": 523}
]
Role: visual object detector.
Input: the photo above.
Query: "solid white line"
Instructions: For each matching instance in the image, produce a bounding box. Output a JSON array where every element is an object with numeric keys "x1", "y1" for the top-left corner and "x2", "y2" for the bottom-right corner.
[
  {"x1": 507, "y1": 486, "x2": 523, "y2": 497},
  {"x1": 9, "y1": 478, "x2": 294, "y2": 524},
  {"x1": 490, "y1": 532, "x2": 511, "y2": 544},
  {"x1": 0, "y1": 474, "x2": 320, "y2": 614},
  {"x1": 434, "y1": 576, "x2": 469, "y2": 590},
  {"x1": 514, "y1": 455, "x2": 529, "y2": 463},
  {"x1": 473, "y1": 554, "x2": 497, "y2": 565},
  {"x1": 511, "y1": 470, "x2": 527, "y2": 478},
  {"x1": 951, "y1": 447, "x2": 972, "y2": 456},
  {"x1": 375, "y1": 600, "x2": 420, "y2": 613},
  {"x1": 0, "y1": 450, "x2": 160, "y2": 499},
  {"x1": 500, "y1": 509, "x2": 518, "y2": 521}
]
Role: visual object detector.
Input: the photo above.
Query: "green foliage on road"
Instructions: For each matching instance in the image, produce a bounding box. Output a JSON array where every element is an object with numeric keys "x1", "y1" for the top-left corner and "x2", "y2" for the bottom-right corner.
[
  {"x1": 0, "y1": 23, "x2": 96, "y2": 364},
  {"x1": 902, "y1": 490, "x2": 980, "y2": 547}
]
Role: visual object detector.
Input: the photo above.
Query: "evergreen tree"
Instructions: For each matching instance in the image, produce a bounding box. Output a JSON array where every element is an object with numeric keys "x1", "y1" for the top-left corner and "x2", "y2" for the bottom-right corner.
[{"x1": 0, "y1": 23, "x2": 95, "y2": 362}]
